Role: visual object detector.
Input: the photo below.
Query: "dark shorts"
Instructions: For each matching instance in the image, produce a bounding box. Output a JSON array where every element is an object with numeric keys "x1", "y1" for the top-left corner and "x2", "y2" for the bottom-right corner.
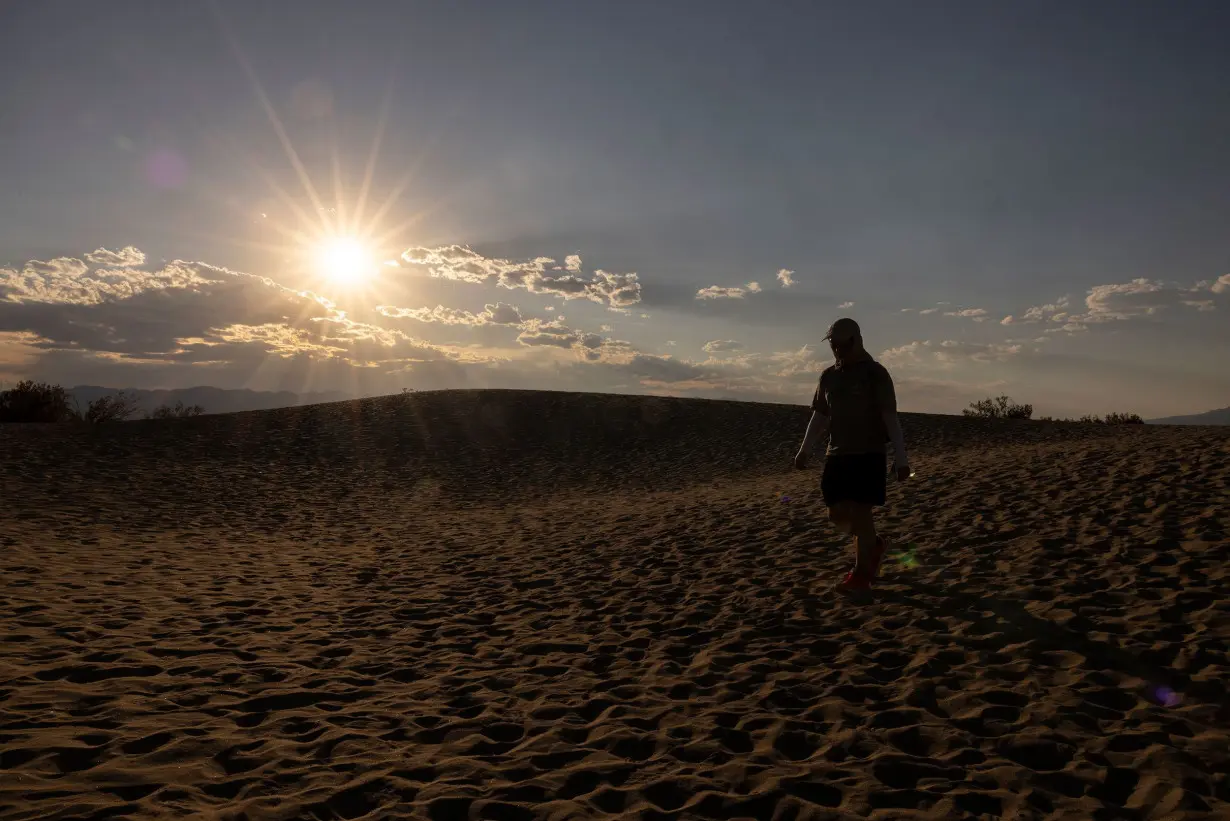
[{"x1": 821, "y1": 452, "x2": 887, "y2": 508}]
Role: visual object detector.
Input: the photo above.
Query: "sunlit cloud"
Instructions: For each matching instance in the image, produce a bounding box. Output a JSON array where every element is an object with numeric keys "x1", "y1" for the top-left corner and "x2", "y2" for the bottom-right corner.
[
  {"x1": 2, "y1": 257, "x2": 213, "y2": 305},
  {"x1": 776, "y1": 268, "x2": 795, "y2": 288},
  {"x1": 696, "y1": 285, "x2": 750, "y2": 300},
  {"x1": 839, "y1": 301, "x2": 855, "y2": 309},
  {"x1": 1011, "y1": 277, "x2": 1222, "y2": 334},
  {"x1": 0, "y1": 249, "x2": 483, "y2": 386},
  {"x1": 943, "y1": 307, "x2": 988, "y2": 319},
  {"x1": 376, "y1": 301, "x2": 525, "y2": 326},
  {"x1": 17, "y1": 257, "x2": 89, "y2": 278},
  {"x1": 84, "y1": 246, "x2": 146, "y2": 267},
  {"x1": 401, "y1": 246, "x2": 641, "y2": 308},
  {"x1": 515, "y1": 318, "x2": 635, "y2": 362},
  {"x1": 702, "y1": 339, "x2": 745, "y2": 354},
  {"x1": 880, "y1": 339, "x2": 1023, "y2": 366}
]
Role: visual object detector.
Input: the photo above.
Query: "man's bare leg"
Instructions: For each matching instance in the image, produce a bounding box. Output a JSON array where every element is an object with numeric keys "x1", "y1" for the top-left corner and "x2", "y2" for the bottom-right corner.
[
  {"x1": 849, "y1": 503, "x2": 878, "y2": 577},
  {"x1": 827, "y1": 501, "x2": 854, "y2": 535}
]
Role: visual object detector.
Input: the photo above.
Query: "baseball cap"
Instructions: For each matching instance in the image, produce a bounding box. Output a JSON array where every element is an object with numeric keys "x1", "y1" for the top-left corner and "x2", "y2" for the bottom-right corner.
[{"x1": 824, "y1": 317, "x2": 860, "y2": 342}]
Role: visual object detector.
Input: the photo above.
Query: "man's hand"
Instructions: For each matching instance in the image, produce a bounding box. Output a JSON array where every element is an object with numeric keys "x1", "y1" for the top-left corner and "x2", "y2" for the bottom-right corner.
[
  {"x1": 793, "y1": 451, "x2": 809, "y2": 470},
  {"x1": 894, "y1": 463, "x2": 911, "y2": 482}
]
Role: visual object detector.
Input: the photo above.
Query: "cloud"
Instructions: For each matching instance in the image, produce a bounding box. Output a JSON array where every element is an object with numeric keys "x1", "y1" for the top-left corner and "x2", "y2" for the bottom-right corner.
[
  {"x1": 1210, "y1": 274, "x2": 1230, "y2": 294},
  {"x1": 401, "y1": 246, "x2": 641, "y2": 308},
  {"x1": 838, "y1": 301, "x2": 855, "y2": 309},
  {"x1": 0, "y1": 250, "x2": 492, "y2": 389},
  {"x1": 18, "y1": 257, "x2": 89, "y2": 278},
  {"x1": 880, "y1": 339, "x2": 1023, "y2": 366},
  {"x1": 702, "y1": 339, "x2": 745, "y2": 354},
  {"x1": 1012, "y1": 278, "x2": 1222, "y2": 334},
  {"x1": 776, "y1": 269, "x2": 795, "y2": 288},
  {"x1": 943, "y1": 307, "x2": 988, "y2": 318},
  {"x1": 515, "y1": 318, "x2": 635, "y2": 362},
  {"x1": 918, "y1": 308, "x2": 937, "y2": 315},
  {"x1": 696, "y1": 286, "x2": 744, "y2": 300},
  {"x1": 697, "y1": 274, "x2": 772, "y2": 300},
  {"x1": 84, "y1": 246, "x2": 146, "y2": 267},
  {"x1": 376, "y1": 301, "x2": 525, "y2": 326},
  {"x1": 1, "y1": 259, "x2": 213, "y2": 306}
]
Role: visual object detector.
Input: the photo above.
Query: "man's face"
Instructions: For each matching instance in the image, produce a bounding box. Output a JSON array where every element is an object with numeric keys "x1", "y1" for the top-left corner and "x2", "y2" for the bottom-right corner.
[{"x1": 829, "y1": 333, "x2": 858, "y2": 356}]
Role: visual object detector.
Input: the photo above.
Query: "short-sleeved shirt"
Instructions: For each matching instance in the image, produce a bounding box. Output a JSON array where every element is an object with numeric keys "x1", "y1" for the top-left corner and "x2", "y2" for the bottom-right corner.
[{"x1": 811, "y1": 358, "x2": 897, "y2": 456}]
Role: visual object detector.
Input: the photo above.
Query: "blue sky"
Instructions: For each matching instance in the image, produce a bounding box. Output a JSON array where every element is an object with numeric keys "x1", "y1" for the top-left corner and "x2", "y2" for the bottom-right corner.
[{"x1": 2, "y1": 0, "x2": 1228, "y2": 417}]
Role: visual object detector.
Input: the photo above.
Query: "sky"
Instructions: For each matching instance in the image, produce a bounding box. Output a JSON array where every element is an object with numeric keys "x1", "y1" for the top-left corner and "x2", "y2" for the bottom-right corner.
[{"x1": 2, "y1": 0, "x2": 1228, "y2": 418}]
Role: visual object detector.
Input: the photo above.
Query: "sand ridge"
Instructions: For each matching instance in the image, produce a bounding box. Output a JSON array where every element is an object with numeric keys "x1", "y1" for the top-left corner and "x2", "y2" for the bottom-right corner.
[{"x1": 2, "y1": 389, "x2": 1228, "y2": 819}]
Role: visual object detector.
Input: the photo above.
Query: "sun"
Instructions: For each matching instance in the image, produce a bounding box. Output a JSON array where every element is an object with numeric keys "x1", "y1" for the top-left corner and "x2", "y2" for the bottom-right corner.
[{"x1": 314, "y1": 236, "x2": 373, "y2": 285}]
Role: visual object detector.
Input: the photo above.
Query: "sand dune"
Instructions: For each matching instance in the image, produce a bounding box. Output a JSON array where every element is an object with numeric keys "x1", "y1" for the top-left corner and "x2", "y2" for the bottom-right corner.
[{"x1": 2, "y1": 389, "x2": 1228, "y2": 820}]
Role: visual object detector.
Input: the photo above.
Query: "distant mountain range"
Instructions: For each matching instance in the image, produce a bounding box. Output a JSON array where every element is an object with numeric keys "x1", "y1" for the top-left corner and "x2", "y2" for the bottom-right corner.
[
  {"x1": 1147, "y1": 407, "x2": 1230, "y2": 426},
  {"x1": 67, "y1": 385, "x2": 353, "y2": 417}
]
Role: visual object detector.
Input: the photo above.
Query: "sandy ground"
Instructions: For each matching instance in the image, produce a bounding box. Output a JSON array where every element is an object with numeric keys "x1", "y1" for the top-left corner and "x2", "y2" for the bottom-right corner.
[{"x1": 2, "y1": 389, "x2": 1228, "y2": 820}]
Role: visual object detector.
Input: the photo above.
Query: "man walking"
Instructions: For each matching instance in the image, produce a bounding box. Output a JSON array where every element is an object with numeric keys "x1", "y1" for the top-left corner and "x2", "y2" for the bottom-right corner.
[{"x1": 794, "y1": 317, "x2": 910, "y2": 592}]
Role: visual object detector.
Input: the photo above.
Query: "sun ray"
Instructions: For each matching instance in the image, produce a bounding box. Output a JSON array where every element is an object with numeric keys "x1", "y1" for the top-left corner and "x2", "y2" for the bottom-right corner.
[
  {"x1": 351, "y1": 57, "x2": 399, "y2": 238},
  {"x1": 329, "y1": 119, "x2": 349, "y2": 237},
  {"x1": 363, "y1": 100, "x2": 461, "y2": 240},
  {"x1": 209, "y1": 0, "x2": 334, "y2": 237}
]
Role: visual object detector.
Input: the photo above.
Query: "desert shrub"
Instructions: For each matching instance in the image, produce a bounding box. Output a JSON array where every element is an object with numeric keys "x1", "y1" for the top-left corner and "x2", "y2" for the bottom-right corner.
[
  {"x1": 963, "y1": 395, "x2": 1033, "y2": 420},
  {"x1": 1075, "y1": 412, "x2": 1145, "y2": 425},
  {"x1": 1038, "y1": 412, "x2": 1144, "y2": 425},
  {"x1": 83, "y1": 391, "x2": 143, "y2": 424},
  {"x1": 0, "y1": 380, "x2": 77, "y2": 423},
  {"x1": 148, "y1": 401, "x2": 205, "y2": 419}
]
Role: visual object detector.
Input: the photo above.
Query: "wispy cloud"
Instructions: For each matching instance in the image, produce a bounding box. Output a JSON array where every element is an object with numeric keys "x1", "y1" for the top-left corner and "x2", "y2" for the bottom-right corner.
[
  {"x1": 1008, "y1": 277, "x2": 1222, "y2": 334},
  {"x1": 702, "y1": 339, "x2": 745, "y2": 354},
  {"x1": 880, "y1": 339, "x2": 1023, "y2": 366},
  {"x1": 838, "y1": 301, "x2": 855, "y2": 309},
  {"x1": 697, "y1": 272, "x2": 781, "y2": 300},
  {"x1": 943, "y1": 307, "x2": 988, "y2": 320},
  {"x1": 376, "y1": 302, "x2": 524, "y2": 326},
  {"x1": 696, "y1": 285, "x2": 753, "y2": 300}
]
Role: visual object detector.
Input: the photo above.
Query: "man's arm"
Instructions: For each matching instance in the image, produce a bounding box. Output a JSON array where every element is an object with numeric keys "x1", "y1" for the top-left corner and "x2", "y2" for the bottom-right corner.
[
  {"x1": 882, "y1": 410, "x2": 908, "y2": 470},
  {"x1": 796, "y1": 376, "x2": 829, "y2": 464},
  {"x1": 875, "y1": 366, "x2": 908, "y2": 470},
  {"x1": 800, "y1": 409, "x2": 829, "y2": 456}
]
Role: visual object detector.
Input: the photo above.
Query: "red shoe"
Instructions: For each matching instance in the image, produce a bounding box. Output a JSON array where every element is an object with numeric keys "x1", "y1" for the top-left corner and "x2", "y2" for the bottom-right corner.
[{"x1": 836, "y1": 571, "x2": 873, "y2": 592}]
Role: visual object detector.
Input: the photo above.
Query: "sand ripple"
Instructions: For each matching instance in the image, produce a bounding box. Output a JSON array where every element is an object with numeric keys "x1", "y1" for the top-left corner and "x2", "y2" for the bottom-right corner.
[{"x1": 2, "y1": 390, "x2": 1228, "y2": 819}]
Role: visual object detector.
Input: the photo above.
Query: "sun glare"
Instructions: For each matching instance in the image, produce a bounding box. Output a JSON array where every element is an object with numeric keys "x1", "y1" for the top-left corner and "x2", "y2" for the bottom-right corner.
[{"x1": 314, "y1": 236, "x2": 373, "y2": 285}]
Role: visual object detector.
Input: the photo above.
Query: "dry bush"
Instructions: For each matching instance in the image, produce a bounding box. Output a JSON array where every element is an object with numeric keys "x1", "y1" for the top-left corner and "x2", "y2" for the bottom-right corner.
[
  {"x1": 147, "y1": 401, "x2": 205, "y2": 419},
  {"x1": 0, "y1": 380, "x2": 77, "y2": 423},
  {"x1": 83, "y1": 391, "x2": 143, "y2": 424},
  {"x1": 963, "y1": 395, "x2": 1034, "y2": 420}
]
